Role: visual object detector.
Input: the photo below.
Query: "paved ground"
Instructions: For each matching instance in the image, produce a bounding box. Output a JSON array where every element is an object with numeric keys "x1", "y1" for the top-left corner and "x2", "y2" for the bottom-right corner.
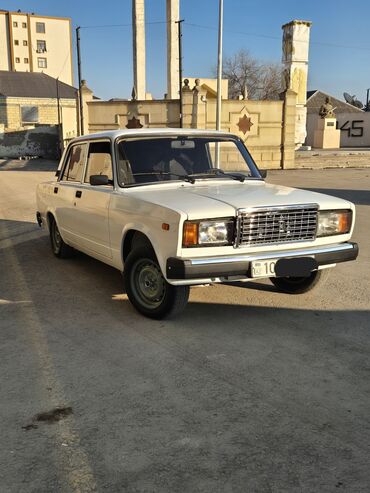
[{"x1": 0, "y1": 163, "x2": 369, "y2": 492}]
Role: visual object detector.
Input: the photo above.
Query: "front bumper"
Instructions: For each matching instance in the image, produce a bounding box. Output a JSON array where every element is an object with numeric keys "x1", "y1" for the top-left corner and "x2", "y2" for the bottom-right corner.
[{"x1": 166, "y1": 242, "x2": 359, "y2": 280}]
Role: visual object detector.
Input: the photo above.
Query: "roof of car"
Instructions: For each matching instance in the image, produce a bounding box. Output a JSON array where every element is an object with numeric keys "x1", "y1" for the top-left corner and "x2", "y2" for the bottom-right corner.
[{"x1": 71, "y1": 128, "x2": 236, "y2": 142}]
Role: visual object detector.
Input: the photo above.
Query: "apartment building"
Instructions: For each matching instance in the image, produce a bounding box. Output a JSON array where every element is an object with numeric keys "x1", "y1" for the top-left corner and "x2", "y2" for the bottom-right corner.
[{"x1": 0, "y1": 10, "x2": 73, "y2": 85}]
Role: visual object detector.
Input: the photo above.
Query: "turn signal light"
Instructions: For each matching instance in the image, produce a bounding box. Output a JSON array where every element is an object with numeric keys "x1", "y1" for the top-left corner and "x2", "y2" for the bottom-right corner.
[
  {"x1": 183, "y1": 222, "x2": 198, "y2": 247},
  {"x1": 338, "y1": 211, "x2": 352, "y2": 234}
]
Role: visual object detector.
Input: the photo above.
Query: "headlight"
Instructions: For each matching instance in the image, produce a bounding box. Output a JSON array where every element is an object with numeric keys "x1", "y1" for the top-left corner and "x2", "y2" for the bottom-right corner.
[
  {"x1": 317, "y1": 210, "x2": 352, "y2": 237},
  {"x1": 183, "y1": 219, "x2": 234, "y2": 247}
]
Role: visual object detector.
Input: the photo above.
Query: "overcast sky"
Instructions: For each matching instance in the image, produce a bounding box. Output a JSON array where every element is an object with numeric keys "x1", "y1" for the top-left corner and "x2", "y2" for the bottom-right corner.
[{"x1": 2, "y1": 0, "x2": 370, "y2": 103}]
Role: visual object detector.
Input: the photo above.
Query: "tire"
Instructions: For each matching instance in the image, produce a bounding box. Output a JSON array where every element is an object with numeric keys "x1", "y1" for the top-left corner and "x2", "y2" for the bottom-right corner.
[
  {"x1": 124, "y1": 246, "x2": 189, "y2": 319},
  {"x1": 49, "y1": 217, "x2": 74, "y2": 258},
  {"x1": 270, "y1": 269, "x2": 328, "y2": 294}
]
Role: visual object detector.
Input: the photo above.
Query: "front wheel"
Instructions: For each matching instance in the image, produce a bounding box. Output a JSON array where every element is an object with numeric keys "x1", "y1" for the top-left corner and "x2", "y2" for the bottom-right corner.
[
  {"x1": 124, "y1": 247, "x2": 189, "y2": 319},
  {"x1": 270, "y1": 269, "x2": 328, "y2": 294}
]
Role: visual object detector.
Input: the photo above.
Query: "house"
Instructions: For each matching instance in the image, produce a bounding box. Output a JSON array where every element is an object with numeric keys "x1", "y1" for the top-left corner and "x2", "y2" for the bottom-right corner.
[{"x1": 0, "y1": 70, "x2": 78, "y2": 158}]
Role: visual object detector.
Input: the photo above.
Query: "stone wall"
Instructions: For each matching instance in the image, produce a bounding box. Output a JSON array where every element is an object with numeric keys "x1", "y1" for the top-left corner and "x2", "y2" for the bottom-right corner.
[{"x1": 85, "y1": 87, "x2": 297, "y2": 169}]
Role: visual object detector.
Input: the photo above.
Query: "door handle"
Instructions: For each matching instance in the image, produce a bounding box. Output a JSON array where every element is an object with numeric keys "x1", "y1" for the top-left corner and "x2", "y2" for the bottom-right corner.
[
  {"x1": 75, "y1": 190, "x2": 82, "y2": 198},
  {"x1": 54, "y1": 187, "x2": 58, "y2": 194}
]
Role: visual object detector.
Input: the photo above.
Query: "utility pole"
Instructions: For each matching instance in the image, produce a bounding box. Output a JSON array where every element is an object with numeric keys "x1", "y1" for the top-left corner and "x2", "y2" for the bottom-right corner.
[
  {"x1": 56, "y1": 77, "x2": 62, "y2": 158},
  {"x1": 76, "y1": 26, "x2": 84, "y2": 135},
  {"x1": 176, "y1": 19, "x2": 184, "y2": 128},
  {"x1": 216, "y1": 0, "x2": 223, "y2": 131}
]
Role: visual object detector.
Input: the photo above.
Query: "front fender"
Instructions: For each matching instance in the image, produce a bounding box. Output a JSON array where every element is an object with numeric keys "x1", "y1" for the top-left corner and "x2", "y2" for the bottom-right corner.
[{"x1": 120, "y1": 221, "x2": 180, "y2": 278}]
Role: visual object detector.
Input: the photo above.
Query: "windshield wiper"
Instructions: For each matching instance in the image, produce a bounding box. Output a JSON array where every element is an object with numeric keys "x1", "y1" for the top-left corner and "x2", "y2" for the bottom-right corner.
[
  {"x1": 132, "y1": 172, "x2": 195, "y2": 184},
  {"x1": 189, "y1": 168, "x2": 246, "y2": 182}
]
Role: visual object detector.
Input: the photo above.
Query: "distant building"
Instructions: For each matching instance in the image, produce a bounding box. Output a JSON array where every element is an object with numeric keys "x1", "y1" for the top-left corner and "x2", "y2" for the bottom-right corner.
[
  {"x1": 305, "y1": 90, "x2": 370, "y2": 148},
  {"x1": 0, "y1": 9, "x2": 73, "y2": 85}
]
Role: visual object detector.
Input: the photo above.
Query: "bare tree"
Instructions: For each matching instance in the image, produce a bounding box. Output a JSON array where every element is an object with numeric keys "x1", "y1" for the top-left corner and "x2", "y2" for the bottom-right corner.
[{"x1": 220, "y1": 49, "x2": 283, "y2": 100}]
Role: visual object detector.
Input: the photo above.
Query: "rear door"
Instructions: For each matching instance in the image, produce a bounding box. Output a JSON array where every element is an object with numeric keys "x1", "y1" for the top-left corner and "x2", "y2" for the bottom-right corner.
[
  {"x1": 71, "y1": 140, "x2": 113, "y2": 259},
  {"x1": 55, "y1": 142, "x2": 88, "y2": 248}
]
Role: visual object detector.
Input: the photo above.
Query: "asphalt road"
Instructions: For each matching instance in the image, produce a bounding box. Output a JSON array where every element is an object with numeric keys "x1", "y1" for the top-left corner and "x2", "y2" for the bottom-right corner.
[{"x1": 0, "y1": 162, "x2": 369, "y2": 492}]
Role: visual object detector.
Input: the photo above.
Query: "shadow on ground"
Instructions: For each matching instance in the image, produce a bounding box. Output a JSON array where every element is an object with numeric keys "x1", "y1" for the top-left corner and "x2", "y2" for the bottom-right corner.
[
  {"x1": 1, "y1": 220, "x2": 370, "y2": 492},
  {"x1": 303, "y1": 188, "x2": 370, "y2": 206}
]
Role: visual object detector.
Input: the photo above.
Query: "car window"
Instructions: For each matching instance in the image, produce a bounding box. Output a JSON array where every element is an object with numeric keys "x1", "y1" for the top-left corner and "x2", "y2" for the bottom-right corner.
[
  {"x1": 116, "y1": 137, "x2": 257, "y2": 186},
  {"x1": 61, "y1": 144, "x2": 87, "y2": 182},
  {"x1": 84, "y1": 141, "x2": 113, "y2": 184}
]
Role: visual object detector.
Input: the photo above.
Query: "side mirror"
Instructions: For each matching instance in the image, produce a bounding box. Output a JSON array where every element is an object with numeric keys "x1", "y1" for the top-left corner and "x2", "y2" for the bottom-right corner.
[
  {"x1": 90, "y1": 174, "x2": 110, "y2": 186},
  {"x1": 259, "y1": 169, "x2": 267, "y2": 179}
]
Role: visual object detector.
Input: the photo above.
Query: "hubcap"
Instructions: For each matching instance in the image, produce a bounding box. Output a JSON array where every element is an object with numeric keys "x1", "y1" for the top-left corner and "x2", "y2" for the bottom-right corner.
[{"x1": 131, "y1": 259, "x2": 166, "y2": 309}]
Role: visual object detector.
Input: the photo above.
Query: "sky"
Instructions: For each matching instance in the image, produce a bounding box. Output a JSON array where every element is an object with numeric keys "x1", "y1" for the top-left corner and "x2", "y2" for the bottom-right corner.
[{"x1": 2, "y1": 0, "x2": 370, "y2": 103}]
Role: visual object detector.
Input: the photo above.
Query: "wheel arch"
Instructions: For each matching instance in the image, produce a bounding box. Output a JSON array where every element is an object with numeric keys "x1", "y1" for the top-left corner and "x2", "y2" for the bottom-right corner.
[{"x1": 122, "y1": 229, "x2": 155, "y2": 262}]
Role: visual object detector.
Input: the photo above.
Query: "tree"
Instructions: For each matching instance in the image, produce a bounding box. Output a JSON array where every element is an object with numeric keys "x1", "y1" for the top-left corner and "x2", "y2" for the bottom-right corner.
[{"x1": 220, "y1": 49, "x2": 283, "y2": 100}]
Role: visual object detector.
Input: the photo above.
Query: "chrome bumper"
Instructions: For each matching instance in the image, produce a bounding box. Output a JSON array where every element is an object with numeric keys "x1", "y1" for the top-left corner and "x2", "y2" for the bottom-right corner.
[{"x1": 166, "y1": 242, "x2": 358, "y2": 280}]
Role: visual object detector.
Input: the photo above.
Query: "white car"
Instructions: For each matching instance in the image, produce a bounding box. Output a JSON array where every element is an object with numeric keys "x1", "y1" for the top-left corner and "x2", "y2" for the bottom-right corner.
[{"x1": 36, "y1": 129, "x2": 358, "y2": 319}]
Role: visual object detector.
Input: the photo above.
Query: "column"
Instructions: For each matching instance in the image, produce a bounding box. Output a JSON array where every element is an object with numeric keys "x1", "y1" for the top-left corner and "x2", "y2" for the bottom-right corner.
[
  {"x1": 282, "y1": 19, "x2": 312, "y2": 149},
  {"x1": 166, "y1": 0, "x2": 179, "y2": 99},
  {"x1": 132, "y1": 0, "x2": 146, "y2": 100}
]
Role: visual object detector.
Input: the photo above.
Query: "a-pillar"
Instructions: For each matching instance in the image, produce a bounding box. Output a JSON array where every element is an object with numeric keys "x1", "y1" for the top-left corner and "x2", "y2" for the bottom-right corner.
[
  {"x1": 282, "y1": 19, "x2": 312, "y2": 149},
  {"x1": 166, "y1": 0, "x2": 179, "y2": 99},
  {"x1": 132, "y1": 0, "x2": 146, "y2": 100}
]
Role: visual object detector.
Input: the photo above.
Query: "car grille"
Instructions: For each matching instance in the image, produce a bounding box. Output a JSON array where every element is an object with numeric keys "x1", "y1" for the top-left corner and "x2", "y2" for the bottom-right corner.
[{"x1": 236, "y1": 205, "x2": 318, "y2": 247}]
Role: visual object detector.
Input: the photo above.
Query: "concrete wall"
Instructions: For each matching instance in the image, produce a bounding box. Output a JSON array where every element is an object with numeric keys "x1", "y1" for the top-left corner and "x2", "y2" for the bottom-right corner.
[
  {"x1": 307, "y1": 113, "x2": 370, "y2": 147},
  {"x1": 87, "y1": 99, "x2": 181, "y2": 132},
  {"x1": 85, "y1": 88, "x2": 297, "y2": 169},
  {"x1": 0, "y1": 125, "x2": 60, "y2": 159}
]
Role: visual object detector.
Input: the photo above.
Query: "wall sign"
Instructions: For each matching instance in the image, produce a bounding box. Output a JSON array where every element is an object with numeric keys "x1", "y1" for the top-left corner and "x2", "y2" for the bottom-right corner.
[{"x1": 337, "y1": 120, "x2": 364, "y2": 137}]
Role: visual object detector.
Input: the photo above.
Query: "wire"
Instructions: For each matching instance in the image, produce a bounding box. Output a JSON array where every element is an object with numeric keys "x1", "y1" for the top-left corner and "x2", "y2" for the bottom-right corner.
[
  {"x1": 184, "y1": 22, "x2": 370, "y2": 52},
  {"x1": 79, "y1": 20, "x2": 168, "y2": 29}
]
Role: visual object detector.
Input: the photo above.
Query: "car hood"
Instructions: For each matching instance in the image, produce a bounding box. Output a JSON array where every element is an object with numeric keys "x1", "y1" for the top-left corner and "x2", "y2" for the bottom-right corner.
[{"x1": 127, "y1": 180, "x2": 353, "y2": 219}]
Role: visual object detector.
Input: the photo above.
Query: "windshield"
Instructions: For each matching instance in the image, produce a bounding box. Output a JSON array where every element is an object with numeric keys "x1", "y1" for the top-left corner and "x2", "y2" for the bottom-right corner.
[{"x1": 116, "y1": 136, "x2": 261, "y2": 186}]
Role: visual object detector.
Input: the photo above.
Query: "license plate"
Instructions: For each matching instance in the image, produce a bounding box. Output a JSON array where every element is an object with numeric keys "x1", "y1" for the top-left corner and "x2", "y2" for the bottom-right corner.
[{"x1": 251, "y1": 259, "x2": 277, "y2": 278}]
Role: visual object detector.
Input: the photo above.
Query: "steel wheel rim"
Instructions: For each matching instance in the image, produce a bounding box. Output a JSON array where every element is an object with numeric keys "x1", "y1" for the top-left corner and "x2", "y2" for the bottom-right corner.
[{"x1": 131, "y1": 259, "x2": 166, "y2": 309}]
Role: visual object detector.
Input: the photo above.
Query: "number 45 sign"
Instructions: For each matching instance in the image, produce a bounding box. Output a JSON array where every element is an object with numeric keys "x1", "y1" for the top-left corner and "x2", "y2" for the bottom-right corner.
[{"x1": 336, "y1": 120, "x2": 364, "y2": 137}]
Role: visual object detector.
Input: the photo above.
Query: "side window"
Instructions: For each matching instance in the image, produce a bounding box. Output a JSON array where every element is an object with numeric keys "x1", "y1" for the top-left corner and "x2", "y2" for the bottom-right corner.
[
  {"x1": 84, "y1": 141, "x2": 113, "y2": 184},
  {"x1": 61, "y1": 144, "x2": 87, "y2": 182}
]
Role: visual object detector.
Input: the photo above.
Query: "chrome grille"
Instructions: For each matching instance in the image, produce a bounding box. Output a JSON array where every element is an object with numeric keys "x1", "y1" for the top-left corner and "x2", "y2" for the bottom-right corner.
[{"x1": 236, "y1": 205, "x2": 318, "y2": 247}]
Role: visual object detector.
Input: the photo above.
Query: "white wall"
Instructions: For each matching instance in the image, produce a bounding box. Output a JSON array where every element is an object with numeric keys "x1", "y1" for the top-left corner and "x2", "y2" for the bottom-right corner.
[
  {"x1": 0, "y1": 14, "x2": 11, "y2": 70},
  {"x1": 306, "y1": 112, "x2": 370, "y2": 147}
]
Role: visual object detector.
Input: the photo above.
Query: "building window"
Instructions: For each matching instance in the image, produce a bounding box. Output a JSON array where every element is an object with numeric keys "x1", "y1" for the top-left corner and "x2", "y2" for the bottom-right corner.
[
  {"x1": 23, "y1": 40, "x2": 28, "y2": 46},
  {"x1": 36, "y1": 40, "x2": 46, "y2": 53},
  {"x1": 24, "y1": 58, "x2": 29, "y2": 64},
  {"x1": 13, "y1": 21, "x2": 18, "y2": 28},
  {"x1": 36, "y1": 22, "x2": 45, "y2": 33},
  {"x1": 21, "y1": 106, "x2": 39, "y2": 124},
  {"x1": 15, "y1": 57, "x2": 20, "y2": 63},
  {"x1": 22, "y1": 22, "x2": 27, "y2": 28},
  {"x1": 14, "y1": 39, "x2": 19, "y2": 46},
  {"x1": 37, "y1": 57, "x2": 47, "y2": 68}
]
